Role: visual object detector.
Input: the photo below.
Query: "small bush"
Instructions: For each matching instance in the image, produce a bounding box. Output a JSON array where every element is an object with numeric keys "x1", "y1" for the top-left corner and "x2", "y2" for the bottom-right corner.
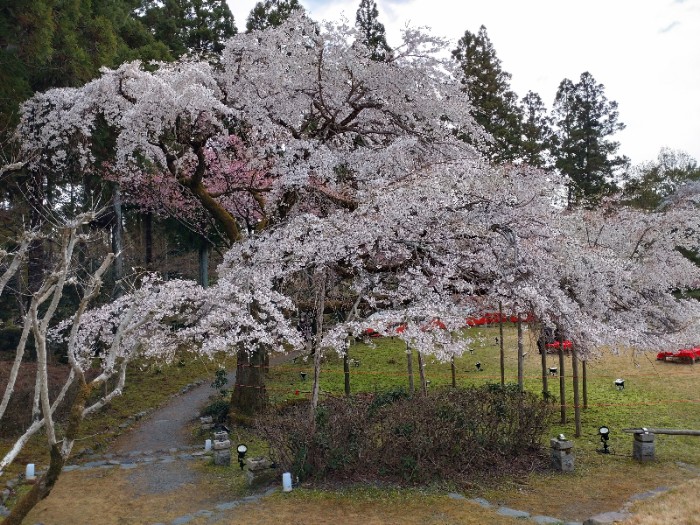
[
  {"x1": 257, "y1": 384, "x2": 553, "y2": 485},
  {"x1": 201, "y1": 399, "x2": 230, "y2": 424}
]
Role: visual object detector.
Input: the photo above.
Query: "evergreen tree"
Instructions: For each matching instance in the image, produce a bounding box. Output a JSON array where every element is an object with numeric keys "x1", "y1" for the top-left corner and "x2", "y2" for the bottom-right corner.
[
  {"x1": 452, "y1": 26, "x2": 522, "y2": 163},
  {"x1": 519, "y1": 91, "x2": 552, "y2": 169},
  {"x1": 355, "y1": 0, "x2": 390, "y2": 61},
  {"x1": 552, "y1": 72, "x2": 628, "y2": 206},
  {"x1": 0, "y1": 0, "x2": 173, "y2": 158},
  {"x1": 623, "y1": 148, "x2": 700, "y2": 210},
  {"x1": 141, "y1": 0, "x2": 237, "y2": 57},
  {"x1": 246, "y1": 0, "x2": 304, "y2": 32}
]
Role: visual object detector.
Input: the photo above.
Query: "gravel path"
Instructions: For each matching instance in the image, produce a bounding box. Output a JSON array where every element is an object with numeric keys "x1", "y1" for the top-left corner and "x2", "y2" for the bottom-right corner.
[{"x1": 110, "y1": 372, "x2": 235, "y2": 455}]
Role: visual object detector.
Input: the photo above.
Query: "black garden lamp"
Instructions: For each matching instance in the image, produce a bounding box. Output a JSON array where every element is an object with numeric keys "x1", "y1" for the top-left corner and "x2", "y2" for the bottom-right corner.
[
  {"x1": 614, "y1": 378, "x2": 625, "y2": 391},
  {"x1": 237, "y1": 444, "x2": 248, "y2": 470},
  {"x1": 475, "y1": 362, "x2": 482, "y2": 371},
  {"x1": 599, "y1": 426, "x2": 610, "y2": 454}
]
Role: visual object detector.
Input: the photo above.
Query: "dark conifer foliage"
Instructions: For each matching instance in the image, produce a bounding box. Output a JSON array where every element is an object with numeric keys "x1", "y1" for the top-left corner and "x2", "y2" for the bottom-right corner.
[
  {"x1": 452, "y1": 26, "x2": 523, "y2": 163},
  {"x1": 519, "y1": 91, "x2": 553, "y2": 169},
  {"x1": 246, "y1": 0, "x2": 305, "y2": 32},
  {"x1": 141, "y1": 0, "x2": 237, "y2": 57},
  {"x1": 355, "y1": 0, "x2": 391, "y2": 61},
  {"x1": 552, "y1": 72, "x2": 628, "y2": 206}
]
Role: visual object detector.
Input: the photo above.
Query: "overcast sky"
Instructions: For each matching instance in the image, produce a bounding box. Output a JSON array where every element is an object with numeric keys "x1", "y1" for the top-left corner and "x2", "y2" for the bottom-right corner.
[{"x1": 227, "y1": 0, "x2": 700, "y2": 166}]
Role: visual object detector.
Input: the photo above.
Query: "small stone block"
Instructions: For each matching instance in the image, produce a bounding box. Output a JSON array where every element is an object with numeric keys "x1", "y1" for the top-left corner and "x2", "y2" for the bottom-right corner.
[
  {"x1": 200, "y1": 423, "x2": 213, "y2": 430},
  {"x1": 213, "y1": 440, "x2": 231, "y2": 450},
  {"x1": 246, "y1": 457, "x2": 274, "y2": 472},
  {"x1": 633, "y1": 440, "x2": 655, "y2": 461},
  {"x1": 634, "y1": 432, "x2": 655, "y2": 442},
  {"x1": 213, "y1": 449, "x2": 231, "y2": 466},
  {"x1": 551, "y1": 448, "x2": 575, "y2": 472},
  {"x1": 214, "y1": 431, "x2": 229, "y2": 441},
  {"x1": 550, "y1": 438, "x2": 573, "y2": 451},
  {"x1": 245, "y1": 468, "x2": 277, "y2": 487}
]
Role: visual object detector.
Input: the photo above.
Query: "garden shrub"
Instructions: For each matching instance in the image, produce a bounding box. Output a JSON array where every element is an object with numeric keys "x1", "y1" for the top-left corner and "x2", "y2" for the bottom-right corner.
[
  {"x1": 200, "y1": 399, "x2": 230, "y2": 424},
  {"x1": 257, "y1": 384, "x2": 553, "y2": 485}
]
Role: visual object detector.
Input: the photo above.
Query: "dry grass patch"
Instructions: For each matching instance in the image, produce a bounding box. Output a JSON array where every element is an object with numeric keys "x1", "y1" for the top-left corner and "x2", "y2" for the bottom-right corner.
[
  {"x1": 189, "y1": 490, "x2": 519, "y2": 525},
  {"x1": 23, "y1": 463, "x2": 233, "y2": 525},
  {"x1": 621, "y1": 477, "x2": 700, "y2": 525}
]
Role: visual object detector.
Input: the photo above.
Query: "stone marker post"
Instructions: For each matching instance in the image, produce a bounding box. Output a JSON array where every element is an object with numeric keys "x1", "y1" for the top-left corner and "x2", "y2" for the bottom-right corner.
[
  {"x1": 245, "y1": 457, "x2": 276, "y2": 486},
  {"x1": 213, "y1": 430, "x2": 231, "y2": 466},
  {"x1": 633, "y1": 432, "x2": 655, "y2": 461},
  {"x1": 550, "y1": 437, "x2": 574, "y2": 472}
]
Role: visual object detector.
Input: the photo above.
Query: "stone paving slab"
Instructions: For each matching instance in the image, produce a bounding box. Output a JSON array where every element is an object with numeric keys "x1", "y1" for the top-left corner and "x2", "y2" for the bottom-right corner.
[
  {"x1": 583, "y1": 511, "x2": 631, "y2": 525},
  {"x1": 532, "y1": 516, "x2": 565, "y2": 524},
  {"x1": 496, "y1": 506, "x2": 530, "y2": 518},
  {"x1": 468, "y1": 497, "x2": 493, "y2": 508}
]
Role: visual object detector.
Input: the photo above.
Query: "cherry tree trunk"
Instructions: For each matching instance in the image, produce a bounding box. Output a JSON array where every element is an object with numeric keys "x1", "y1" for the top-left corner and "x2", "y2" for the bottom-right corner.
[
  {"x1": 3, "y1": 380, "x2": 93, "y2": 525},
  {"x1": 572, "y1": 351, "x2": 581, "y2": 437},
  {"x1": 229, "y1": 347, "x2": 266, "y2": 424},
  {"x1": 198, "y1": 240, "x2": 209, "y2": 289},
  {"x1": 3, "y1": 444, "x2": 65, "y2": 525}
]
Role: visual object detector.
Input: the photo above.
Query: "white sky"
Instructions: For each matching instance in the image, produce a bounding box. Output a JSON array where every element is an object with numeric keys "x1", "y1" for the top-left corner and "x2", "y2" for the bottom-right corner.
[{"x1": 227, "y1": 0, "x2": 700, "y2": 165}]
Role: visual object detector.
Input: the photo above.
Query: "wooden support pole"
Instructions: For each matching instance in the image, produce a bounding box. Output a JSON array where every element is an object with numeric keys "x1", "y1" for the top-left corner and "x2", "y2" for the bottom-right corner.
[
  {"x1": 417, "y1": 351, "x2": 427, "y2": 396},
  {"x1": 559, "y1": 343, "x2": 566, "y2": 424},
  {"x1": 539, "y1": 326, "x2": 548, "y2": 398},
  {"x1": 623, "y1": 428, "x2": 700, "y2": 436},
  {"x1": 343, "y1": 353, "x2": 350, "y2": 397},
  {"x1": 517, "y1": 315, "x2": 524, "y2": 392},
  {"x1": 572, "y1": 351, "x2": 581, "y2": 437},
  {"x1": 582, "y1": 359, "x2": 588, "y2": 410},
  {"x1": 406, "y1": 344, "x2": 415, "y2": 395},
  {"x1": 499, "y1": 302, "x2": 505, "y2": 386}
]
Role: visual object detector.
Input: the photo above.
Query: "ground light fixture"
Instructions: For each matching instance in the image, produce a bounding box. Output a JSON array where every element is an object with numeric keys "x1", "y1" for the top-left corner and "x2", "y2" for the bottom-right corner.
[
  {"x1": 475, "y1": 362, "x2": 482, "y2": 371},
  {"x1": 237, "y1": 444, "x2": 248, "y2": 470},
  {"x1": 614, "y1": 378, "x2": 625, "y2": 390},
  {"x1": 300, "y1": 372, "x2": 307, "y2": 381},
  {"x1": 599, "y1": 426, "x2": 610, "y2": 454},
  {"x1": 549, "y1": 367, "x2": 558, "y2": 376}
]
